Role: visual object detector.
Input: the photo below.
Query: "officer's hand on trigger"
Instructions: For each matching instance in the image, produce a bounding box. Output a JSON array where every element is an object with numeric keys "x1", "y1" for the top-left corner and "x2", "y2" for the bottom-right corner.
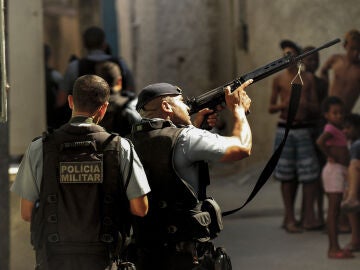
[
  {"x1": 192, "y1": 105, "x2": 223, "y2": 129},
  {"x1": 224, "y1": 79, "x2": 253, "y2": 113}
]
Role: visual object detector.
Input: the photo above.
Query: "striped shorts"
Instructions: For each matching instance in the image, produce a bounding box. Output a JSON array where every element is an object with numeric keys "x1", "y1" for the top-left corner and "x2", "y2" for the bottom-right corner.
[{"x1": 273, "y1": 127, "x2": 320, "y2": 183}]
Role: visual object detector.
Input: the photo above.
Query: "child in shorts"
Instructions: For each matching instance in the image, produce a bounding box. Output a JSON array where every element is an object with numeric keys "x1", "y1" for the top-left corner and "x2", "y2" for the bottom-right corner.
[
  {"x1": 342, "y1": 114, "x2": 360, "y2": 252},
  {"x1": 316, "y1": 96, "x2": 353, "y2": 259}
]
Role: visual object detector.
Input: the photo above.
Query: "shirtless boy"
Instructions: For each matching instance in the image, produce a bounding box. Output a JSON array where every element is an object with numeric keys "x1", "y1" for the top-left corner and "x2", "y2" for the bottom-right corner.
[
  {"x1": 269, "y1": 40, "x2": 320, "y2": 233},
  {"x1": 320, "y1": 29, "x2": 360, "y2": 114}
]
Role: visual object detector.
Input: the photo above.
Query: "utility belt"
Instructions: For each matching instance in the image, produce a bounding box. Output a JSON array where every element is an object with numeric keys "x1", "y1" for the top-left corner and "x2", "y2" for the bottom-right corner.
[{"x1": 136, "y1": 197, "x2": 229, "y2": 269}]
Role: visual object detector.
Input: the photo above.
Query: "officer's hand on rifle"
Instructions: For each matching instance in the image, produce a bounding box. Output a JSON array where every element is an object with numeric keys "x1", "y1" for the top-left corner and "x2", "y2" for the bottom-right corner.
[
  {"x1": 224, "y1": 79, "x2": 253, "y2": 114},
  {"x1": 192, "y1": 106, "x2": 222, "y2": 129}
]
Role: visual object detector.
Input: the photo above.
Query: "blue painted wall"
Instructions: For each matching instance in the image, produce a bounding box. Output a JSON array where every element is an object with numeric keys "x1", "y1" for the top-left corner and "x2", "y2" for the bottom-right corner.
[{"x1": 101, "y1": 0, "x2": 119, "y2": 57}]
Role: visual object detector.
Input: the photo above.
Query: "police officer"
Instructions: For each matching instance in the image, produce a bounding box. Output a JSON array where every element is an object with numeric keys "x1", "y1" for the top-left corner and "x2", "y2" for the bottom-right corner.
[
  {"x1": 95, "y1": 61, "x2": 141, "y2": 136},
  {"x1": 11, "y1": 75, "x2": 150, "y2": 270},
  {"x1": 61, "y1": 26, "x2": 136, "y2": 95},
  {"x1": 130, "y1": 80, "x2": 253, "y2": 270},
  {"x1": 57, "y1": 26, "x2": 137, "y2": 125}
]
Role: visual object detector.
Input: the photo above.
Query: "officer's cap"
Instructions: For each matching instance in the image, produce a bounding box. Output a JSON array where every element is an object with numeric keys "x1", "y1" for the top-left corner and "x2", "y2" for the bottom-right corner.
[
  {"x1": 280, "y1": 39, "x2": 302, "y2": 55},
  {"x1": 136, "y1": 83, "x2": 182, "y2": 111}
]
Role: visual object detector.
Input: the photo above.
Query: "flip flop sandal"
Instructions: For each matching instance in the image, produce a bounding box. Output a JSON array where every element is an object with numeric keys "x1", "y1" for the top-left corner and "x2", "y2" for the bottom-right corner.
[{"x1": 328, "y1": 250, "x2": 354, "y2": 259}]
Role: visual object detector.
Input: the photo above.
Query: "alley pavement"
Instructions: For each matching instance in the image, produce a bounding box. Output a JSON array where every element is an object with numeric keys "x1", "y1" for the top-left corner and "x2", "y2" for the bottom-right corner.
[
  {"x1": 209, "y1": 161, "x2": 360, "y2": 270},
  {"x1": 9, "y1": 161, "x2": 360, "y2": 270}
]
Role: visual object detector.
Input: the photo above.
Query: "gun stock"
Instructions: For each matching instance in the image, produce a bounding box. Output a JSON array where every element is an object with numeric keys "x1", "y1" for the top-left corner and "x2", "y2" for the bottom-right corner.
[{"x1": 186, "y1": 38, "x2": 340, "y2": 115}]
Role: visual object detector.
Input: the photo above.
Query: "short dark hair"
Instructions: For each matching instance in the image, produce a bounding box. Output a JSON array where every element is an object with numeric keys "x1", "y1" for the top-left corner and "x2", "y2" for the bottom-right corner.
[
  {"x1": 344, "y1": 29, "x2": 360, "y2": 46},
  {"x1": 95, "y1": 61, "x2": 122, "y2": 88},
  {"x1": 83, "y1": 26, "x2": 105, "y2": 50},
  {"x1": 72, "y1": 75, "x2": 110, "y2": 113},
  {"x1": 280, "y1": 40, "x2": 302, "y2": 55},
  {"x1": 321, "y1": 96, "x2": 343, "y2": 113}
]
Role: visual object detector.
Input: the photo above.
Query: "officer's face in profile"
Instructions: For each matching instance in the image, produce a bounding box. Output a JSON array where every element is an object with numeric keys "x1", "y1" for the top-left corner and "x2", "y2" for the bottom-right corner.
[{"x1": 167, "y1": 95, "x2": 192, "y2": 126}]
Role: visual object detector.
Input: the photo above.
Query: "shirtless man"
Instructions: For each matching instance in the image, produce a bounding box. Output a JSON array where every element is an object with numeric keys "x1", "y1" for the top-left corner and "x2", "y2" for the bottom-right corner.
[
  {"x1": 320, "y1": 29, "x2": 360, "y2": 114},
  {"x1": 269, "y1": 40, "x2": 320, "y2": 233}
]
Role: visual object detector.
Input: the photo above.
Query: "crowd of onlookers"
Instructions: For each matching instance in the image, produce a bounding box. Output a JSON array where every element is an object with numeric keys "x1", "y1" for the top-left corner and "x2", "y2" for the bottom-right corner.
[{"x1": 269, "y1": 29, "x2": 360, "y2": 259}]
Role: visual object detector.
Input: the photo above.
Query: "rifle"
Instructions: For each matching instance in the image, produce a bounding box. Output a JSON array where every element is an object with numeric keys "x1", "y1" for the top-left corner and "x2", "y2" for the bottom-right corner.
[{"x1": 186, "y1": 38, "x2": 340, "y2": 115}]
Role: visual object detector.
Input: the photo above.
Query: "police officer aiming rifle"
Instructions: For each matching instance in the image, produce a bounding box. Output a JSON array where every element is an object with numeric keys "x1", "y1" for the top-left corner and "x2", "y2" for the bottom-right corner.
[
  {"x1": 11, "y1": 75, "x2": 150, "y2": 270},
  {"x1": 130, "y1": 80, "x2": 253, "y2": 270}
]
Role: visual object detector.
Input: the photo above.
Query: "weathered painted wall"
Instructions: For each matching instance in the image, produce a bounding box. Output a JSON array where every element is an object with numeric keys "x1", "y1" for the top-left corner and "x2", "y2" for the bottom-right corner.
[
  {"x1": 8, "y1": 0, "x2": 45, "y2": 155},
  {"x1": 128, "y1": 0, "x2": 236, "y2": 94}
]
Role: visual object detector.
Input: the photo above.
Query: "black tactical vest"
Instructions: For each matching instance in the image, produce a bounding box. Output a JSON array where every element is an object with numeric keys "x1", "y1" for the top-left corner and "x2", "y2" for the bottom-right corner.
[
  {"x1": 130, "y1": 119, "x2": 211, "y2": 247},
  {"x1": 31, "y1": 123, "x2": 129, "y2": 270}
]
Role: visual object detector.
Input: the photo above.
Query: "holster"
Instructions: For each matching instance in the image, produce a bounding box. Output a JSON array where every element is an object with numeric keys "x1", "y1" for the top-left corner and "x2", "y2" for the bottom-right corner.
[
  {"x1": 201, "y1": 197, "x2": 223, "y2": 239},
  {"x1": 188, "y1": 210, "x2": 211, "y2": 242}
]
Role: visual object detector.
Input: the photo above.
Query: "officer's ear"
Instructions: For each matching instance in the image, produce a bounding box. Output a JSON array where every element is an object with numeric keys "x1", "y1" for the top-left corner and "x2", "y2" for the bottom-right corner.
[
  {"x1": 68, "y1": 95, "x2": 74, "y2": 110},
  {"x1": 99, "y1": 102, "x2": 109, "y2": 119},
  {"x1": 100, "y1": 102, "x2": 109, "y2": 116},
  {"x1": 117, "y1": 77, "x2": 122, "y2": 91},
  {"x1": 94, "y1": 102, "x2": 109, "y2": 123},
  {"x1": 161, "y1": 99, "x2": 173, "y2": 113}
]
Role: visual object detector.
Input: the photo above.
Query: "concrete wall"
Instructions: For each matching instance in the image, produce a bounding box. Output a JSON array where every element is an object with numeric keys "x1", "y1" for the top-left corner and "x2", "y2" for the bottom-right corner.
[
  {"x1": 8, "y1": 0, "x2": 45, "y2": 156},
  {"x1": 127, "y1": 0, "x2": 236, "y2": 93}
]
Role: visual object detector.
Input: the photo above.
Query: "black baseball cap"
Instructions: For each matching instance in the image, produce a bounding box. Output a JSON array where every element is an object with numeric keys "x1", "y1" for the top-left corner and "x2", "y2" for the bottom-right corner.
[
  {"x1": 136, "y1": 83, "x2": 182, "y2": 111},
  {"x1": 280, "y1": 39, "x2": 302, "y2": 55}
]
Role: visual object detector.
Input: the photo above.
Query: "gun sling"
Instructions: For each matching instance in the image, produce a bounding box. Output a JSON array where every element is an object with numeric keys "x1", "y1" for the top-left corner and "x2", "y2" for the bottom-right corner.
[{"x1": 222, "y1": 82, "x2": 302, "y2": 216}]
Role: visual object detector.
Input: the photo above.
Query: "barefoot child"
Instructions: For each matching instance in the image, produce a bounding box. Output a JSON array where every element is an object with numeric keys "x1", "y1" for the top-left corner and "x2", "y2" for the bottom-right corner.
[{"x1": 316, "y1": 96, "x2": 354, "y2": 259}]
